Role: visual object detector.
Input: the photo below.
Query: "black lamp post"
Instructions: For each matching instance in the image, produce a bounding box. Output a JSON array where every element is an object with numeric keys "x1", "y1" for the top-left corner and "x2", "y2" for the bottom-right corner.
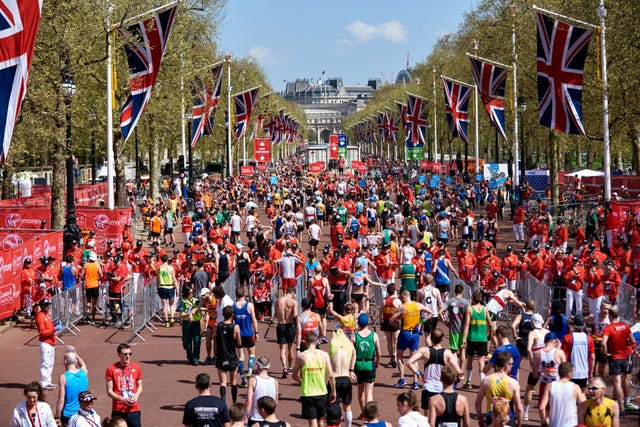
[
  {"x1": 61, "y1": 66, "x2": 81, "y2": 254},
  {"x1": 427, "y1": 123, "x2": 432, "y2": 162}
]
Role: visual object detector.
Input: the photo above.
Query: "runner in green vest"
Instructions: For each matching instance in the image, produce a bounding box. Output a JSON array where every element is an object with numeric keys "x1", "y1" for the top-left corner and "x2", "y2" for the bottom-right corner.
[
  {"x1": 353, "y1": 313, "x2": 381, "y2": 421},
  {"x1": 461, "y1": 290, "x2": 493, "y2": 390}
]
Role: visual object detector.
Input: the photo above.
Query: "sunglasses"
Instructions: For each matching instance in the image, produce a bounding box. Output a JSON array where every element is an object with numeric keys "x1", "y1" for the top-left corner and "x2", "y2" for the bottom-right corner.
[
  {"x1": 588, "y1": 385, "x2": 605, "y2": 391},
  {"x1": 120, "y1": 352, "x2": 133, "y2": 357}
]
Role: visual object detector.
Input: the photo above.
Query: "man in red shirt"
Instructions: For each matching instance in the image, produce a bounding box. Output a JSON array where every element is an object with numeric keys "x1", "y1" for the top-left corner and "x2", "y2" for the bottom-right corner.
[
  {"x1": 513, "y1": 203, "x2": 525, "y2": 242},
  {"x1": 107, "y1": 255, "x2": 130, "y2": 325},
  {"x1": 500, "y1": 246, "x2": 519, "y2": 290},
  {"x1": 553, "y1": 219, "x2": 568, "y2": 252},
  {"x1": 328, "y1": 249, "x2": 351, "y2": 316},
  {"x1": 601, "y1": 261, "x2": 621, "y2": 304},
  {"x1": 106, "y1": 343, "x2": 143, "y2": 426},
  {"x1": 457, "y1": 242, "x2": 476, "y2": 284},
  {"x1": 601, "y1": 306, "x2": 638, "y2": 412},
  {"x1": 35, "y1": 299, "x2": 58, "y2": 390}
]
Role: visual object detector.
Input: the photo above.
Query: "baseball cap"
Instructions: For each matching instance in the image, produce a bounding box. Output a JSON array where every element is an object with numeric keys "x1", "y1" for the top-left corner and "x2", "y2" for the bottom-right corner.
[
  {"x1": 531, "y1": 313, "x2": 544, "y2": 329},
  {"x1": 357, "y1": 313, "x2": 369, "y2": 327},
  {"x1": 199, "y1": 288, "x2": 211, "y2": 297},
  {"x1": 573, "y1": 314, "x2": 586, "y2": 329},
  {"x1": 544, "y1": 332, "x2": 559, "y2": 342},
  {"x1": 38, "y1": 299, "x2": 52, "y2": 306}
]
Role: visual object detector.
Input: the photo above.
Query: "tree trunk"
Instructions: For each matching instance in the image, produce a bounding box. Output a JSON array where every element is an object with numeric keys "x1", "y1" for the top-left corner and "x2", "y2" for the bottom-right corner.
[
  {"x1": 576, "y1": 140, "x2": 582, "y2": 168},
  {"x1": 631, "y1": 122, "x2": 640, "y2": 174},
  {"x1": 50, "y1": 109, "x2": 66, "y2": 230},
  {"x1": 114, "y1": 132, "x2": 127, "y2": 207},
  {"x1": 149, "y1": 128, "x2": 160, "y2": 201},
  {"x1": 549, "y1": 130, "x2": 559, "y2": 215},
  {"x1": 1, "y1": 152, "x2": 14, "y2": 199}
]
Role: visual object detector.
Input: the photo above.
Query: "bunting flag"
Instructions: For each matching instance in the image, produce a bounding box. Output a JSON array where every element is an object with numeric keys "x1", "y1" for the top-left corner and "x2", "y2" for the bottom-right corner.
[
  {"x1": 387, "y1": 107, "x2": 398, "y2": 143},
  {"x1": 469, "y1": 56, "x2": 509, "y2": 141},
  {"x1": 405, "y1": 93, "x2": 428, "y2": 160},
  {"x1": 536, "y1": 12, "x2": 593, "y2": 135},
  {"x1": 0, "y1": 0, "x2": 43, "y2": 161},
  {"x1": 119, "y1": 5, "x2": 177, "y2": 141},
  {"x1": 233, "y1": 86, "x2": 260, "y2": 141},
  {"x1": 203, "y1": 62, "x2": 224, "y2": 135},
  {"x1": 377, "y1": 111, "x2": 387, "y2": 143},
  {"x1": 442, "y1": 77, "x2": 472, "y2": 144},
  {"x1": 395, "y1": 101, "x2": 407, "y2": 135}
]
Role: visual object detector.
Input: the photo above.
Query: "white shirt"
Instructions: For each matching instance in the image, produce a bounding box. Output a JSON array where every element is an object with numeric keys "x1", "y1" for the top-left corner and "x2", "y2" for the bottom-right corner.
[
  {"x1": 398, "y1": 411, "x2": 430, "y2": 427},
  {"x1": 216, "y1": 295, "x2": 234, "y2": 323},
  {"x1": 309, "y1": 223, "x2": 321, "y2": 240},
  {"x1": 230, "y1": 214, "x2": 242, "y2": 232}
]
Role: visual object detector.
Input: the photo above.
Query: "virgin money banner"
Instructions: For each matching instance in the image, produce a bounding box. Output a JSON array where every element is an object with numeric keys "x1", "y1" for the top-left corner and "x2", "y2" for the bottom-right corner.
[
  {"x1": 253, "y1": 137, "x2": 271, "y2": 163},
  {"x1": 309, "y1": 161, "x2": 326, "y2": 174},
  {"x1": 351, "y1": 160, "x2": 367, "y2": 174},
  {"x1": 0, "y1": 183, "x2": 108, "y2": 207},
  {"x1": 329, "y1": 134, "x2": 339, "y2": 160},
  {"x1": 610, "y1": 201, "x2": 640, "y2": 240},
  {"x1": 0, "y1": 206, "x2": 131, "y2": 252},
  {"x1": 257, "y1": 162, "x2": 267, "y2": 172},
  {"x1": 420, "y1": 160, "x2": 430, "y2": 170},
  {"x1": 240, "y1": 165, "x2": 255, "y2": 176},
  {"x1": 0, "y1": 230, "x2": 63, "y2": 321}
]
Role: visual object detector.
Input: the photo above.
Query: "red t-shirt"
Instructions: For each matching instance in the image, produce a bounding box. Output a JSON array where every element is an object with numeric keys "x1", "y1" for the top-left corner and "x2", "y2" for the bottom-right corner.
[
  {"x1": 602, "y1": 321, "x2": 633, "y2": 359},
  {"x1": 106, "y1": 361, "x2": 142, "y2": 413}
]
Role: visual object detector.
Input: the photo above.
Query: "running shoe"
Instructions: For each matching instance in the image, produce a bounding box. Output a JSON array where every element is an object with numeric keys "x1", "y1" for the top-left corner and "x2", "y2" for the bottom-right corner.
[
  {"x1": 412, "y1": 381, "x2": 419, "y2": 390},
  {"x1": 522, "y1": 412, "x2": 528, "y2": 421},
  {"x1": 390, "y1": 358, "x2": 397, "y2": 368},
  {"x1": 624, "y1": 402, "x2": 639, "y2": 411},
  {"x1": 462, "y1": 381, "x2": 472, "y2": 390},
  {"x1": 282, "y1": 369, "x2": 289, "y2": 379},
  {"x1": 319, "y1": 336, "x2": 329, "y2": 344},
  {"x1": 394, "y1": 378, "x2": 407, "y2": 388},
  {"x1": 239, "y1": 380, "x2": 247, "y2": 388}
]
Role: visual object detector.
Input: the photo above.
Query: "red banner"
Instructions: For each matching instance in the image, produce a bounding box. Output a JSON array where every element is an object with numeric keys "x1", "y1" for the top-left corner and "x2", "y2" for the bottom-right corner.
[
  {"x1": 329, "y1": 134, "x2": 339, "y2": 160},
  {"x1": 257, "y1": 162, "x2": 267, "y2": 172},
  {"x1": 0, "y1": 183, "x2": 108, "y2": 207},
  {"x1": 351, "y1": 160, "x2": 367, "y2": 173},
  {"x1": 420, "y1": 160, "x2": 430, "y2": 170},
  {"x1": 0, "y1": 230, "x2": 63, "y2": 320},
  {"x1": 309, "y1": 161, "x2": 326, "y2": 174},
  {"x1": 240, "y1": 165, "x2": 255, "y2": 176},
  {"x1": 432, "y1": 163, "x2": 442, "y2": 173},
  {"x1": 253, "y1": 137, "x2": 271, "y2": 163},
  {"x1": 0, "y1": 206, "x2": 131, "y2": 252}
]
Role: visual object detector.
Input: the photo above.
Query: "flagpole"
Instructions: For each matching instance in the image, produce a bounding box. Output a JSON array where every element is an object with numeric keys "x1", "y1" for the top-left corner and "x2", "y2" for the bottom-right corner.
[
  {"x1": 598, "y1": 0, "x2": 611, "y2": 201},
  {"x1": 512, "y1": 3, "x2": 520, "y2": 187},
  {"x1": 225, "y1": 55, "x2": 232, "y2": 177},
  {"x1": 180, "y1": 54, "x2": 186, "y2": 169},
  {"x1": 473, "y1": 40, "x2": 479, "y2": 178},
  {"x1": 106, "y1": 5, "x2": 114, "y2": 210},
  {"x1": 433, "y1": 68, "x2": 438, "y2": 166}
]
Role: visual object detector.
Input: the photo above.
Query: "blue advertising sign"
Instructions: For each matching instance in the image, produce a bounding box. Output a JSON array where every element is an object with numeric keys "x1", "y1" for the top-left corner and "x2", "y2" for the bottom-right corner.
[
  {"x1": 445, "y1": 176, "x2": 452, "y2": 185},
  {"x1": 357, "y1": 179, "x2": 367, "y2": 189},
  {"x1": 418, "y1": 174, "x2": 427, "y2": 183},
  {"x1": 488, "y1": 179, "x2": 498, "y2": 190},
  {"x1": 475, "y1": 174, "x2": 484, "y2": 182},
  {"x1": 429, "y1": 174, "x2": 440, "y2": 188},
  {"x1": 338, "y1": 134, "x2": 347, "y2": 147},
  {"x1": 269, "y1": 176, "x2": 278, "y2": 185}
]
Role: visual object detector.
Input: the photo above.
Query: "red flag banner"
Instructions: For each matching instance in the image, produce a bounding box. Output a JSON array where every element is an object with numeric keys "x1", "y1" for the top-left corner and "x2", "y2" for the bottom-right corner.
[
  {"x1": 309, "y1": 161, "x2": 326, "y2": 173},
  {"x1": 351, "y1": 160, "x2": 367, "y2": 174},
  {"x1": 257, "y1": 163, "x2": 267, "y2": 172},
  {"x1": 253, "y1": 137, "x2": 271, "y2": 163},
  {"x1": 421, "y1": 160, "x2": 430, "y2": 170},
  {"x1": 329, "y1": 134, "x2": 339, "y2": 160},
  {"x1": 240, "y1": 165, "x2": 255, "y2": 176}
]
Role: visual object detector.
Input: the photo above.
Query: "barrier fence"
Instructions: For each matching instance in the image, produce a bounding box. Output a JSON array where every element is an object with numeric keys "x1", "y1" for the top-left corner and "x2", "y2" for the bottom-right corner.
[
  {"x1": 517, "y1": 271, "x2": 553, "y2": 319},
  {"x1": 618, "y1": 282, "x2": 638, "y2": 323},
  {"x1": 49, "y1": 284, "x2": 86, "y2": 340}
]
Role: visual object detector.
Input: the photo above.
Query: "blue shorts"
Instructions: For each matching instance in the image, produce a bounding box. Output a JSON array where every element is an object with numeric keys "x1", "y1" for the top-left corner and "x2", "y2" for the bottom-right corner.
[
  {"x1": 158, "y1": 287, "x2": 175, "y2": 300},
  {"x1": 397, "y1": 330, "x2": 419, "y2": 351}
]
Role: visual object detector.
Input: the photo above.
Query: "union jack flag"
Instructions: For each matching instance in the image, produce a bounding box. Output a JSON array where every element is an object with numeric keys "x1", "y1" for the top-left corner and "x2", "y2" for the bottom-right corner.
[
  {"x1": 0, "y1": 0, "x2": 42, "y2": 161},
  {"x1": 395, "y1": 101, "x2": 407, "y2": 135},
  {"x1": 120, "y1": 6, "x2": 177, "y2": 142},
  {"x1": 536, "y1": 12, "x2": 593, "y2": 135},
  {"x1": 204, "y1": 62, "x2": 224, "y2": 135},
  {"x1": 469, "y1": 56, "x2": 509, "y2": 141},
  {"x1": 190, "y1": 78, "x2": 206, "y2": 148},
  {"x1": 405, "y1": 94, "x2": 427, "y2": 147},
  {"x1": 387, "y1": 108, "x2": 398, "y2": 143},
  {"x1": 442, "y1": 77, "x2": 472, "y2": 144},
  {"x1": 233, "y1": 86, "x2": 260, "y2": 141},
  {"x1": 377, "y1": 111, "x2": 387, "y2": 143}
]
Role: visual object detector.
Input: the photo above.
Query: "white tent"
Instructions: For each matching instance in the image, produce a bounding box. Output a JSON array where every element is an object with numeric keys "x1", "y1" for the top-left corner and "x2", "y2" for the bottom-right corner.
[{"x1": 569, "y1": 169, "x2": 604, "y2": 178}]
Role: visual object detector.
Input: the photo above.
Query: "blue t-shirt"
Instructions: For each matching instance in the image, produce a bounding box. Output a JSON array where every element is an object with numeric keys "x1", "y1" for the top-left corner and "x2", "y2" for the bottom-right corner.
[
  {"x1": 62, "y1": 369, "x2": 89, "y2": 417},
  {"x1": 490, "y1": 343, "x2": 521, "y2": 379}
]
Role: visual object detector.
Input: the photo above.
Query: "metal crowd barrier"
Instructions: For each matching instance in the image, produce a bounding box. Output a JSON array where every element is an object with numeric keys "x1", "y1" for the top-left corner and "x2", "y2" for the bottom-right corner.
[
  {"x1": 50, "y1": 284, "x2": 86, "y2": 339},
  {"x1": 617, "y1": 281, "x2": 638, "y2": 323},
  {"x1": 517, "y1": 270, "x2": 553, "y2": 319},
  {"x1": 221, "y1": 268, "x2": 239, "y2": 300},
  {"x1": 126, "y1": 279, "x2": 161, "y2": 342},
  {"x1": 449, "y1": 276, "x2": 473, "y2": 301}
]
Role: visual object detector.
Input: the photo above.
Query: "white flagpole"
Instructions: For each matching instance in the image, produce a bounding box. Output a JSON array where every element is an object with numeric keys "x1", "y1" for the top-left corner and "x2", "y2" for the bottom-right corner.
[
  {"x1": 598, "y1": 0, "x2": 611, "y2": 201},
  {"x1": 512, "y1": 3, "x2": 520, "y2": 187},
  {"x1": 472, "y1": 41, "x2": 480, "y2": 175},
  {"x1": 106, "y1": 5, "x2": 114, "y2": 210},
  {"x1": 180, "y1": 54, "x2": 186, "y2": 169},
  {"x1": 433, "y1": 68, "x2": 438, "y2": 165},
  {"x1": 226, "y1": 55, "x2": 232, "y2": 177}
]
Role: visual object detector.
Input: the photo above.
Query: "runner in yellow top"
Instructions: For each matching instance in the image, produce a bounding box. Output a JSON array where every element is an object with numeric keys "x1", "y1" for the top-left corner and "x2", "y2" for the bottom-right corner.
[
  {"x1": 388, "y1": 290, "x2": 434, "y2": 389},
  {"x1": 292, "y1": 331, "x2": 336, "y2": 427},
  {"x1": 475, "y1": 352, "x2": 522, "y2": 427},
  {"x1": 579, "y1": 377, "x2": 620, "y2": 427}
]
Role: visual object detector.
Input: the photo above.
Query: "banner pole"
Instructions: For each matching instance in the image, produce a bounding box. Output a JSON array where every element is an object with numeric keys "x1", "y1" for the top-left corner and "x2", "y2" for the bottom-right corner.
[
  {"x1": 512, "y1": 3, "x2": 520, "y2": 187},
  {"x1": 433, "y1": 68, "x2": 438, "y2": 165},
  {"x1": 598, "y1": 0, "x2": 611, "y2": 201},
  {"x1": 106, "y1": 5, "x2": 114, "y2": 210}
]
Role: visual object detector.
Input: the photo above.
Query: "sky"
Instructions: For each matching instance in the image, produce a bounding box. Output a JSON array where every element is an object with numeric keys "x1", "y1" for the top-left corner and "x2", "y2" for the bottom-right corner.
[{"x1": 217, "y1": 1, "x2": 477, "y2": 92}]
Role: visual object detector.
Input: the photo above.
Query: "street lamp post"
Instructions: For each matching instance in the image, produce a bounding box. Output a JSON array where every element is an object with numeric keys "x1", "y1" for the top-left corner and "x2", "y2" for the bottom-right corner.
[
  {"x1": 61, "y1": 66, "x2": 81, "y2": 254},
  {"x1": 89, "y1": 111, "x2": 96, "y2": 184},
  {"x1": 427, "y1": 123, "x2": 432, "y2": 162},
  {"x1": 185, "y1": 113, "x2": 193, "y2": 189}
]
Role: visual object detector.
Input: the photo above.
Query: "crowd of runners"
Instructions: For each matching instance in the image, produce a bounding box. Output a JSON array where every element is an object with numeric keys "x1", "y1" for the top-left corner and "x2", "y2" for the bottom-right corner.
[{"x1": 12, "y1": 155, "x2": 640, "y2": 427}]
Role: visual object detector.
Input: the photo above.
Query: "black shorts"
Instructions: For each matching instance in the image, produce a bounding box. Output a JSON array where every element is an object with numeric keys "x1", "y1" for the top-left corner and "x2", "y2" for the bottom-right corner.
[
  {"x1": 297, "y1": 225, "x2": 305, "y2": 233},
  {"x1": 421, "y1": 390, "x2": 437, "y2": 410},
  {"x1": 609, "y1": 358, "x2": 633, "y2": 375},
  {"x1": 423, "y1": 317, "x2": 438, "y2": 334},
  {"x1": 354, "y1": 369, "x2": 376, "y2": 384},
  {"x1": 164, "y1": 227, "x2": 173, "y2": 235},
  {"x1": 527, "y1": 372, "x2": 540, "y2": 387},
  {"x1": 381, "y1": 319, "x2": 399, "y2": 332},
  {"x1": 465, "y1": 341, "x2": 488, "y2": 357},
  {"x1": 571, "y1": 378, "x2": 588, "y2": 388},
  {"x1": 368, "y1": 221, "x2": 376, "y2": 229},
  {"x1": 300, "y1": 394, "x2": 328, "y2": 420},
  {"x1": 351, "y1": 293, "x2": 365, "y2": 303},
  {"x1": 311, "y1": 307, "x2": 327, "y2": 316},
  {"x1": 595, "y1": 341, "x2": 607, "y2": 363},
  {"x1": 332, "y1": 376, "x2": 352, "y2": 405},
  {"x1": 241, "y1": 335, "x2": 256, "y2": 348},
  {"x1": 108, "y1": 292, "x2": 123, "y2": 302},
  {"x1": 151, "y1": 231, "x2": 160, "y2": 238},
  {"x1": 463, "y1": 233, "x2": 473, "y2": 240},
  {"x1": 216, "y1": 358, "x2": 239, "y2": 372},
  {"x1": 276, "y1": 323, "x2": 296, "y2": 344},
  {"x1": 85, "y1": 287, "x2": 99, "y2": 299},
  {"x1": 435, "y1": 283, "x2": 449, "y2": 295},
  {"x1": 158, "y1": 287, "x2": 175, "y2": 300},
  {"x1": 309, "y1": 238, "x2": 319, "y2": 247}
]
